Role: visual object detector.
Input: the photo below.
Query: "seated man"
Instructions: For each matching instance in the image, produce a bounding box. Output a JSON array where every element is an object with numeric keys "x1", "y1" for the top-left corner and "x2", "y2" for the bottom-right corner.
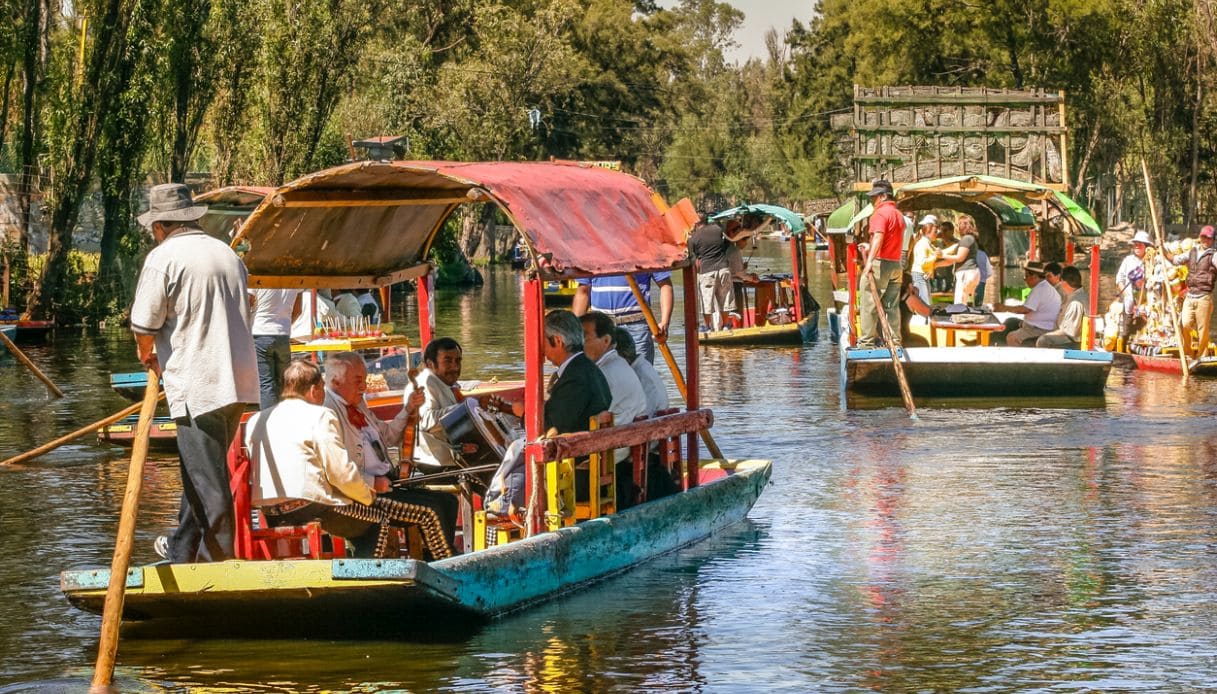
[
  {"x1": 1001, "y1": 261, "x2": 1061, "y2": 346},
  {"x1": 1036, "y1": 266, "x2": 1089, "y2": 349},
  {"x1": 413, "y1": 337, "x2": 465, "y2": 469},
  {"x1": 483, "y1": 310, "x2": 611, "y2": 516},
  {"x1": 323, "y1": 351, "x2": 457, "y2": 558},
  {"x1": 247, "y1": 361, "x2": 444, "y2": 558},
  {"x1": 580, "y1": 312, "x2": 648, "y2": 427},
  {"x1": 614, "y1": 327, "x2": 669, "y2": 416}
]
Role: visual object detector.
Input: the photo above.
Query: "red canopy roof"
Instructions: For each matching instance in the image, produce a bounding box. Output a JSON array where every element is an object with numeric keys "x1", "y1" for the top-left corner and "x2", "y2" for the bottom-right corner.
[{"x1": 234, "y1": 161, "x2": 695, "y2": 288}]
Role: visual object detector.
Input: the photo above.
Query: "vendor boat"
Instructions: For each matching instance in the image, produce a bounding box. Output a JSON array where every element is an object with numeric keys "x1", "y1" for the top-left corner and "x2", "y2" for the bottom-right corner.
[
  {"x1": 61, "y1": 161, "x2": 771, "y2": 632},
  {"x1": 830, "y1": 175, "x2": 1114, "y2": 402},
  {"x1": 701, "y1": 204, "x2": 820, "y2": 346}
]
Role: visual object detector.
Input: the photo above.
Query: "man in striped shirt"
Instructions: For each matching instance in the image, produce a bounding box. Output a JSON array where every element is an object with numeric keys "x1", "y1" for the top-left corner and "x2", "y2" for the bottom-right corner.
[{"x1": 573, "y1": 273, "x2": 673, "y2": 364}]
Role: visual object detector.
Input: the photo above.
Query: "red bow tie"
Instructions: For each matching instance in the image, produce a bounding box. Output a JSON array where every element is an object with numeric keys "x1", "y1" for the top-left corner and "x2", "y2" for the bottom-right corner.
[{"x1": 345, "y1": 403, "x2": 368, "y2": 428}]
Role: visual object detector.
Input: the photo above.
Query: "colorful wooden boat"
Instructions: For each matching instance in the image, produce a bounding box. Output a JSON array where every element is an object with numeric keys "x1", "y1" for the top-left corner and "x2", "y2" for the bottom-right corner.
[
  {"x1": 542, "y1": 278, "x2": 578, "y2": 305},
  {"x1": 97, "y1": 416, "x2": 180, "y2": 451},
  {"x1": 62, "y1": 160, "x2": 769, "y2": 630},
  {"x1": 0, "y1": 319, "x2": 53, "y2": 342},
  {"x1": 829, "y1": 175, "x2": 1111, "y2": 403},
  {"x1": 701, "y1": 204, "x2": 821, "y2": 346},
  {"x1": 842, "y1": 344, "x2": 1112, "y2": 399},
  {"x1": 1111, "y1": 350, "x2": 1217, "y2": 376}
]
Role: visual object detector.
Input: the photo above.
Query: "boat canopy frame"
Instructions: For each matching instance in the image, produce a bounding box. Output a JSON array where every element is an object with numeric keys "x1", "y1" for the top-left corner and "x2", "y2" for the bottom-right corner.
[
  {"x1": 232, "y1": 160, "x2": 698, "y2": 290},
  {"x1": 232, "y1": 160, "x2": 706, "y2": 537}
]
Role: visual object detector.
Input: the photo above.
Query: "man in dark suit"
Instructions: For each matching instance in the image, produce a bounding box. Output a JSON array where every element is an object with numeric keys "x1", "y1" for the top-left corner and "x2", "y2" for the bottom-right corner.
[
  {"x1": 484, "y1": 310, "x2": 611, "y2": 515},
  {"x1": 542, "y1": 310, "x2": 612, "y2": 434}
]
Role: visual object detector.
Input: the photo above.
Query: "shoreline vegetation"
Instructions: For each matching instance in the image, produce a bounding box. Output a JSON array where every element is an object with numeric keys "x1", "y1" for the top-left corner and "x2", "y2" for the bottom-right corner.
[{"x1": 1, "y1": 1, "x2": 1215, "y2": 324}]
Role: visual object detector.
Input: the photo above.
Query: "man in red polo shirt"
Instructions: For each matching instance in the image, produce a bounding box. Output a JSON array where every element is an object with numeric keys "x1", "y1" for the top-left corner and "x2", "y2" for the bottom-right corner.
[{"x1": 857, "y1": 179, "x2": 906, "y2": 348}]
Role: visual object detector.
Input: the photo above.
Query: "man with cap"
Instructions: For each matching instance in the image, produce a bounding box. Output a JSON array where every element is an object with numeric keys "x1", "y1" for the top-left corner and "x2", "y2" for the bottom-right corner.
[
  {"x1": 131, "y1": 183, "x2": 258, "y2": 563},
  {"x1": 1114, "y1": 227, "x2": 1151, "y2": 345},
  {"x1": 910, "y1": 214, "x2": 945, "y2": 303},
  {"x1": 1001, "y1": 261, "x2": 1062, "y2": 346},
  {"x1": 857, "y1": 179, "x2": 905, "y2": 348},
  {"x1": 1166, "y1": 225, "x2": 1217, "y2": 364}
]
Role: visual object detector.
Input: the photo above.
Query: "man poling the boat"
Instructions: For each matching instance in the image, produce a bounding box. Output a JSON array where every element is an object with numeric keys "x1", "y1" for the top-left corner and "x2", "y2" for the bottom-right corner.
[
  {"x1": 856, "y1": 179, "x2": 905, "y2": 349},
  {"x1": 1163, "y1": 225, "x2": 1217, "y2": 368},
  {"x1": 247, "y1": 360, "x2": 452, "y2": 559},
  {"x1": 132, "y1": 183, "x2": 259, "y2": 564}
]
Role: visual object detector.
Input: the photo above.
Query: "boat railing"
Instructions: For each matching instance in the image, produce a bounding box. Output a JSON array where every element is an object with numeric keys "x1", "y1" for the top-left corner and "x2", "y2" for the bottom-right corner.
[{"x1": 536, "y1": 408, "x2": 714, "y2": 532}]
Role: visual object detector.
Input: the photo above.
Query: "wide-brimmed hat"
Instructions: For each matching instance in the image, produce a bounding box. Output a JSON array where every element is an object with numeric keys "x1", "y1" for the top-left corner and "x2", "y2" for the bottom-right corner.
[
  {"x1": 138, "y1": 183, "x2": 208, "y2": 228},
  {"x1": 1131, "y1": 230, "x2": 1153, "y2": 245},
  {"x1": 1022, "y1": 260, "x2": 1047, "y2": 276},
  {"x1": 866, "y1": 179, "x2": 893, "y2": 197},
  {"x1": 917, "y1": 214, "x2": 938, "y2": 227}
]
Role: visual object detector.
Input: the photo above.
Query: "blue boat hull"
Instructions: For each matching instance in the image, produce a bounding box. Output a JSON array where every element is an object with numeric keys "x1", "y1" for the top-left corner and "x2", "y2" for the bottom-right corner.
[{"x1": 61, "y1": 460, "x2": 771, "y2": 630}]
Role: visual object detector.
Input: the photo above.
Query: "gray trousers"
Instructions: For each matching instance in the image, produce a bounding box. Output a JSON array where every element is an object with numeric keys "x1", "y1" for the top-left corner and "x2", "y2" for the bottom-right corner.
[
  {"x1": 858, "y1": 259, "x2": 903, "y2": 348},
  {"x1": 170, "y1": 402, "x2": 244, "y2": 563}
]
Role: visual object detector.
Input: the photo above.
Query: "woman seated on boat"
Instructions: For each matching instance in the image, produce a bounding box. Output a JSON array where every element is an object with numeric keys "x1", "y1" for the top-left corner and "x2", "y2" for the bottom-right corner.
[
  {"x1": 247, "y1": 360, "x2": 454, "y2": 560},
  {"x1": 899, "y1": 273, "x2": 932, "y2": 348}
]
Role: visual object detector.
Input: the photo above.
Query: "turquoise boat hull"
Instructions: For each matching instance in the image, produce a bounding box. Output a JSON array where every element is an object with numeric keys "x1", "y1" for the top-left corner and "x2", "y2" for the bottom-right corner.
[{"x1": 61, "y1": 460, "x2": 771, "y2": 631}]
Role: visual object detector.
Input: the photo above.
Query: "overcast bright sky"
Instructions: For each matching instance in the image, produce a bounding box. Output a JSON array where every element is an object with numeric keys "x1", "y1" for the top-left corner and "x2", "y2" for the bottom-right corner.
[{"x1": 657, "y1": 1, "x2": 813, "y2": 64}]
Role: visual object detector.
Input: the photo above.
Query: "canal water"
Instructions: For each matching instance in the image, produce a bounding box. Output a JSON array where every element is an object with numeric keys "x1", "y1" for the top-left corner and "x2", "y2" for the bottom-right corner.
[{"x1": 1, "y1": 241, "x2": 1216, "y2": 692}]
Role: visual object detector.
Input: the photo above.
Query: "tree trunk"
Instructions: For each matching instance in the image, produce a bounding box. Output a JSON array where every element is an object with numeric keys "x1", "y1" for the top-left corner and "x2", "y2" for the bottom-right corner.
[
  {"x1": 0, "y1": 61, "x2": 15, "y2": 155},
  {"x1": 16, "y1": 0, "x2": 47, "y2": 252}
]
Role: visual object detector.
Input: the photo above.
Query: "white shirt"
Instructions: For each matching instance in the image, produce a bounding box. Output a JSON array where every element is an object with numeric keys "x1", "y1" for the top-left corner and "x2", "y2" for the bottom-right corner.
[
  {"x1": 249, "y1": 288, "x2": 301, "y2": 336},
  {"x1": 129, "y1": 227, "x2": 258, "y2": 418},
  {"x1": 595, "y1": 349, "x2": 648, "y2": 426},
  {"x1": 631, "y1": 357, "x2": 669, "y2": 416},
  {"x1": 247, "y1": 397, "x2": 374, "y2": 507},
  {"x1": 291, "y1": 290, "x2": 338, "y2": 340},
  {"x1": 356, "y1": 292, "x2": 381, "y2": 320},
  {"x1": 323, "y1": 387, "x2": 408, "y2": 485},
  {"x1": 414, "y1": 367, "x2": 461, "y2": 468},
  {"x1": 1115, "y1": 254, "x2": 1144, "y2": 309},
  {"x1": 1023, "y1": 280, "x2": 1063, "y2": 331},
  {"x1": 335, "y1": 293, "x2": 362, "y2": 319},
  {"x1": 912, "y1": 236, "x2": 936, "y2": 276}
]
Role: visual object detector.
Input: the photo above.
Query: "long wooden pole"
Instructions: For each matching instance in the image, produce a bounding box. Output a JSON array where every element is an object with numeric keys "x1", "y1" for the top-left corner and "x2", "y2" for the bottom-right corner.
[
  {"x1": 624, "y1": 275, "x2": 723, "y2": 459},
  {"x1": 0, "y1": 391, "x2": 165, "y2": 467},
  {"x1": 866, "y1": 272, "x2": 918, "y2": 418},
  {"x1": 1140, "y1": 158, "x2": 1190, "y2": 381},
  {"x1": 0, "y1": 329, "x2": 64, "y2": 397},
  {"x1": 91, "y1": 370, "x2": 160, "y2": 690}
]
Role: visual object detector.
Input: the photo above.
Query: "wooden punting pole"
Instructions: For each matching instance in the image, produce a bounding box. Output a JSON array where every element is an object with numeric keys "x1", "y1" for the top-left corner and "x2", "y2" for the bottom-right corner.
[{"x1": 682, "y1": 265, "x2": 701, "y2": 489}]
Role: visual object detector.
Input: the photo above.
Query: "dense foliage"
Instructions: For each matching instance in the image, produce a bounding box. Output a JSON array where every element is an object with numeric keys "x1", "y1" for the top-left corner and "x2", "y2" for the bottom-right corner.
[{"x1": 0, "y1": 0, "x2": 1214, "y2": 321}]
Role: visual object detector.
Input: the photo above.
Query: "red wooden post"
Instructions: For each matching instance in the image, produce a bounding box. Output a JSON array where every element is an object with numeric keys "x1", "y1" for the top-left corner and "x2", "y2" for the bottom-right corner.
[
  {"x1": 682, "y1": 264, "x2": 700, "y2": 490},
  {"x1": 846, "y1": 242, "x2": 858, "y2": 347},
  {"x1": 1065, "y1": 242, "x2": 1075, "y2": 265},
  {"x1": 1029, "y1": 229, "x2": 1039, "y2": 262},
  {"x1": 1088, "y1": 243, "x2": 1100, "y2": 350},
  {"x1": 790, "y1": 234, "x2": 803, "y2": 322},
  {"x1": 522, "y1": 277, "x2": 546, "y2": 534},
  {"x1": 416, "y1": 272, "x2": 434, "y2": 346},
  {"x1": 379, "y1": 285, "x2": 391, "y2": 322}
]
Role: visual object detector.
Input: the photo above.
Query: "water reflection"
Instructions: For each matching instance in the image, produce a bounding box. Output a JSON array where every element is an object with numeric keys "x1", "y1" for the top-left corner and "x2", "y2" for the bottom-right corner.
[{"x1": 2, "y1": 242, "x2": 1217, "y2": 690}]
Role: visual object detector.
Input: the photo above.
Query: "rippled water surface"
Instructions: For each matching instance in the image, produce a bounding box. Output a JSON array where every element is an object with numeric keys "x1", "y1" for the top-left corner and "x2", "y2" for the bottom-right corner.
[{"x1": 2, "y1": 242, "x2": 1216, "y2": 692}]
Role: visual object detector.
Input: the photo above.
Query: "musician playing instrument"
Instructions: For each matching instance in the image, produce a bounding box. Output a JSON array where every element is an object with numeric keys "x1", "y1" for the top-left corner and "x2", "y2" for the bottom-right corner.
[{"x1": 414, "y1": 337, "x2": 466, "y2": 469}]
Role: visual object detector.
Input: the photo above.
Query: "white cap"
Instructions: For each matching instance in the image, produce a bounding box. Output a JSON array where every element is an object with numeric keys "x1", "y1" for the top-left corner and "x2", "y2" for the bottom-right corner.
[{"x1": 918, "y1": 214, "x2": 938, "y2": 227}]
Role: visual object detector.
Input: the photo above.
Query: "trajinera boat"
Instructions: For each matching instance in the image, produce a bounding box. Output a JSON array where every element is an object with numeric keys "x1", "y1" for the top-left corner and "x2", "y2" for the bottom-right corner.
[
  {"x1": 827, "y1": 175, "x2": 1114, "y2": 402},
  {"x1": 61, "y1": 161, "x2": 771, "y2": 631},
  {"x1": 700, "y1": 204, "x2": 820, "y2": 345}
]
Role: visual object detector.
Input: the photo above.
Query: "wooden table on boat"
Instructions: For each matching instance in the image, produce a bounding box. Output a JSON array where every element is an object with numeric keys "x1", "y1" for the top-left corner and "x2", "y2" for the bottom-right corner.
[{"x1": 928, "y1": 318, "x2": 1005, "y2": 346}]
